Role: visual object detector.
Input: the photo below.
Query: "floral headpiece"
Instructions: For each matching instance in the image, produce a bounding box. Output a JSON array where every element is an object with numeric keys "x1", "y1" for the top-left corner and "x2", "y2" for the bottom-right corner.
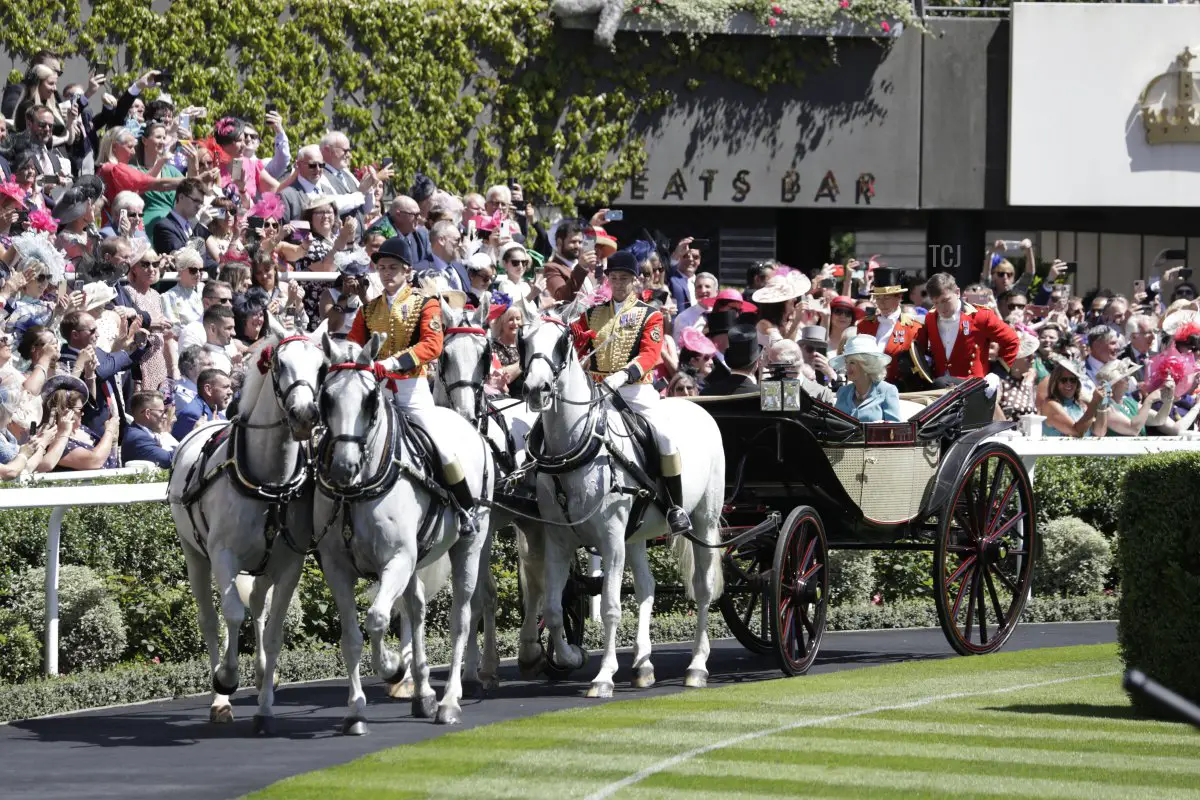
[
  {"x1": 28, "y1": 208, "x2": 58, "y2": 235},
  {"x1": 487, "y1": 291, "x2": 513, "y2": 323},
  {"x1": 0, "y1": 177, "x2": 27, "y2": 208},
  {"x1": 249, "y1": 192, "x2": 285, "y2": 222}
]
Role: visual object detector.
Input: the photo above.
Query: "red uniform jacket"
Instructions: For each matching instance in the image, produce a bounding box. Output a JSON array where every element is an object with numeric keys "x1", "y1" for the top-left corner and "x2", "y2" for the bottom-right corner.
[
  {"x1": 569, "y1": 297, "x2": 664, "y2": 384},
  {"x1": 918, "y1": 302, "x2": 1019, "y2": 379},
  {"x1": 856, "y1": 312, "x2": 923, "y2": 384}
]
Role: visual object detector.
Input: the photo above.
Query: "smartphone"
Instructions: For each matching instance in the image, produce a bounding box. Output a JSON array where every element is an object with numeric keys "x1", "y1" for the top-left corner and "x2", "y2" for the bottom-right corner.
[
  {"x1": 1159, "y1": 248, "x2": 1187, "y2": 263},
  {"x1": 1133, "y1": 279, "x2": 1146, "y2": 296},
  {"x1": 41, "y1": 174, "x2": 60, "y2": 186},
  {"x1": 72, "y1": 279, "x2": 85, "y2": 292},
  {"x1": 605, "y1": 209, "x2": 624, "y2": 222},
  {"x1": 265, "y1": 102, "x2": 277, "y2": 115},
  {"x1": 689, "y1": 238, "x2": 711, "y2": 248},
  {"x1": 118, "y1": 209, "x2": 128, "y2": 229},
  {"x1": 581, "y1": 232, "x2": 596, "y2": 254},
  {"x1": 1182, "y1": 268, "x2": 1194, "y2": 281},
  {"x1": 229, "y1": 158, "x2": 243, "y2": 184},
  {"x1": 1063, "y1": 261, "x2": 1078, "y2": 275},
  {"x1": 467, "y1": 219, "x2": 476, "y2": 239},
  {"x1": 157, "y1": 69, "x2": 171, "y2": 89},
  {"x1": 1025, "y1": 304, "x2": 1049, "y2": 317}
]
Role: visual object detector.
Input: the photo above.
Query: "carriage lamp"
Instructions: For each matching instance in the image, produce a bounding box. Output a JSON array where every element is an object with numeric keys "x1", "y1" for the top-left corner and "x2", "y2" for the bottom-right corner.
[{"x1": 761, "y1": 363, "x2": 802, "y2": 412}]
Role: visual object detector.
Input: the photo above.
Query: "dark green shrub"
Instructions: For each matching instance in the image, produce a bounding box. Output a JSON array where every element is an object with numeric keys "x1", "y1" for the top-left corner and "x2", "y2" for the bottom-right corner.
[
  {"x1": 827, "y1": 551, "x2": 876, "y2": 606},
  {"x1": 1117, "y1": 452, "x2": 1200, "y2": 716},
  {"x1": 873, "y1": 549, "x2": 933, "y2": 602},
  {"x1": 106, "y1": 575, "x2": 204, "y2": 664},
  {"x1": 9, "y1": 564, "x2": 127, "y2": 674},
  {"x1": 0, "y1": 608, "x2": 41, "y2": 684},
  {"x1": 1035, "y1": 517, "x2": 1111, "y2": 598},
  {"x1": 1035, "y1": 457, "x2": 1133, "y2": 539}
]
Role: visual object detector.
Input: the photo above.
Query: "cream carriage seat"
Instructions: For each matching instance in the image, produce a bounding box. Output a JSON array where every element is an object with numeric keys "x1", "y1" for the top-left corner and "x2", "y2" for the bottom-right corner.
[{"x1": 896, "y1": 399, "x2": 925, "y2": 422}]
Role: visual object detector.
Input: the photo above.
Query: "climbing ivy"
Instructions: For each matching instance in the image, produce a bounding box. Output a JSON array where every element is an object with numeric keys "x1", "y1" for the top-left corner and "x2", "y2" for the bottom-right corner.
[{"x1": 0, "y1": 0, "x2": 912, "y2": 211}]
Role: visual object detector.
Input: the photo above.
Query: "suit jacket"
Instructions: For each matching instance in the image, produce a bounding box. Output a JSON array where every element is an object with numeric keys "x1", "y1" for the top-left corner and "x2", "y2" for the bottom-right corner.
[
  {"x1": 834, "y1": 380, "x2": 901, "y2": 422},
  {"x1": 152, "y1": 211, "x2": 192, "y2": 255},
  {"x1": 667, "y1": 268, "x2": 692, "y2": 311},
  {"x1": 544, "y1": 255, "x2": 590, "y2": 303},
  {"x1": 322, "y1": 164, "x2": 366, "y2": 228},
  {"x1": 279, "y1": 184, "x2": 307, "y2": 223},
  {"x1": 918, "y1": 302, "x2": 1020, "y2": 380},
  {"x1": 413, "y1": 255, "x2": 474, "y2": 304},
  {"x1": 121, "y1": 424, "x2": 174, "y2": 469},
  {"x1": 59, "y1": 343, "x2": 145, "y2": 439},
  {"x1": 700, "y1": 371, "x2": 757, "y2": 397},
  {"x1": 0, "y1": 153, "x2": 9, "y2": 181},
  {"x1": 171, "y1": 394, "x2": 226, "y2": 441}
]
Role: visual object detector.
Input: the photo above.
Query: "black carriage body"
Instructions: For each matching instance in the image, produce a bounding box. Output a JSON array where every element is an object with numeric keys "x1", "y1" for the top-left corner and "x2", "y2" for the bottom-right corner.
[{"x1": 698, "y1": 379, "x2": 1013, "y2": 549}]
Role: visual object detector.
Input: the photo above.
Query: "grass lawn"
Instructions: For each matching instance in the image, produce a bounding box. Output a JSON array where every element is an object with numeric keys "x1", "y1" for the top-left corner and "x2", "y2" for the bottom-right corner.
[{"x1": 248, "y1": 644, "x2": 1200, "y2": 799}]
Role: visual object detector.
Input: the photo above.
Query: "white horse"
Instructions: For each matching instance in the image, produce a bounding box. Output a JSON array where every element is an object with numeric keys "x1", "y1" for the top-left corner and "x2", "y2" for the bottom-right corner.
[
  {"x1": 520, "y1": 305, "x2": 726, "y2": 697},
  {"x1": 168, "y1": 317, "x2": 325, "y2": 734},
  {"x1": 313, "y1": 334, "x2": 494, "y2": 731},
  {"x1": 434, "y1": 299, "x2": 552, "y2": 679}
]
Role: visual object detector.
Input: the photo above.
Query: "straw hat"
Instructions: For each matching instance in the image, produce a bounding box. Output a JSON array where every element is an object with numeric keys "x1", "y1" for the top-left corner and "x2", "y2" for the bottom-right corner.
[
  {"x1": 1096, "y1": 358, "x2": 1142, "y2": 385},
  {"x1": 1015, "y1": 331, "x2": 1039, "y2": 360},
  {"x1": 1163, "y1": 309, "x2": 1200, "y2": 337},
  {"x1": 591, "y1": 226, "x2": 618, "y2": 258},
  {"x1": 79, "y1": 281, "x2": 118, "y2": 311},
  {"x1": 829, "y1": 334, "x2": 892, "y2": 372},
  {"x1": 751, "y1": 272, "x2": 811, "y2": 305},
  {"x1": 1048, "y1": 355, "x2": 1087, "y2": 381},
  {"x1": 417, "y1": 273, "x2": 467, "y2": 310}
]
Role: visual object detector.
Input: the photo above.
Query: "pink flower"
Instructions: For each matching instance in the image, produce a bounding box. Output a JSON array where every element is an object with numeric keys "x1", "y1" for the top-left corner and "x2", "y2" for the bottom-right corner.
[
  {"x1": 768, "y1": 17, "x2": 778, "y2": 26},
  {"x1": 632, "y1": 5, "x2": 642, "y2": 12},
  {"x1": 152, "y1": 656, "x2": 161, "y2": 664},
  {"x1": 840, "y1": 0, "x2": 849, "y2": 8},
  {"x1": 872, "y1": 592, "x2": 884, "y2": 606},
  {"x1": 771, "y1": 3, "x2": 782, "y2": 13},
  {"x1": 28, "y1": 208, "x2": 58, "y2": 234},
  {"x1": 881, "y1": 20, "x2": 891, "y2": 32}
]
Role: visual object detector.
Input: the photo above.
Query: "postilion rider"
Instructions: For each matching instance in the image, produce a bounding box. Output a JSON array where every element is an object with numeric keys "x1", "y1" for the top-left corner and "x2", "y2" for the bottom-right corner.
[
  {"x1": 855, "y1": 266, "x2": 928, "y2": 390},
  {"x1": 346, "y1": 235, "x2": 478, "y2": 535},
  {"x1": 567, "y1": 249, "x2": 692, "y2": 537}
]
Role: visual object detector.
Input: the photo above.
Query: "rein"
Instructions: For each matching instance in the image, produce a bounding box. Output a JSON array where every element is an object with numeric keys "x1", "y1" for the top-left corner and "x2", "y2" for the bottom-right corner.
[{"x1": 237, "y1": 334, "x2": 320, "y2": 429}]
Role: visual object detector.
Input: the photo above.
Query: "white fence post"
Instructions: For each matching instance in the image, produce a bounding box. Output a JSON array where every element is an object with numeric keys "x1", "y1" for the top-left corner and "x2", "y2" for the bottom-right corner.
[{"x1": 44, "y1": 505, "x2": 67, "y2": 677}]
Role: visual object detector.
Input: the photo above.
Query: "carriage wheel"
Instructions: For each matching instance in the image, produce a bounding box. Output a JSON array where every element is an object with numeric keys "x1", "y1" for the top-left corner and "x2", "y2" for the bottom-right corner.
[
  {"x1": 934, "y1": 443, "x2": 1036, "y2": 656},
  {"x1": 717, "y1": 531, "x2": 774, "y2": 654},
  {"x1": 770, "y1": 507, "x2": 829, "y2": 676}
]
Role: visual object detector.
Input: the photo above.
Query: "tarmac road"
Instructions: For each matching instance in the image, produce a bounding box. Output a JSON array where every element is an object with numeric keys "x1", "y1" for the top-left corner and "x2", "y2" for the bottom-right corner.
[{"x1": 0, "y1": 622, "x2": 1116, "y2": 800}]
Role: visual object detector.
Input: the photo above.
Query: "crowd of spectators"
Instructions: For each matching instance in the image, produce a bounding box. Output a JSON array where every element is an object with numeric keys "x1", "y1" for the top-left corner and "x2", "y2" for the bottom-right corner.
[{"x1": 0, "y1": 50, "x2": 1195, "y2": 479}]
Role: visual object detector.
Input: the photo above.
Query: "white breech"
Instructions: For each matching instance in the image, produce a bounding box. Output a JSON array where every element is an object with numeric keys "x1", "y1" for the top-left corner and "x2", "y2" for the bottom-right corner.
[
  {"x1": 388, "y1": 376, "x2": 457, "y2": 472},
  {"x1": 617, "y1": 382, "x2": 678, "y2": 461}
]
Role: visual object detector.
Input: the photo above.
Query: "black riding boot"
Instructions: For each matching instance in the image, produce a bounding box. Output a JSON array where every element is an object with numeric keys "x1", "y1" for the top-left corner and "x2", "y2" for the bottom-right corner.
[
  {"x1": 663, "y1": 474, "x2": 693, "y2": 536},
  {"x1": 447, "y1": 478, "x2": 478, "y2": 537}
]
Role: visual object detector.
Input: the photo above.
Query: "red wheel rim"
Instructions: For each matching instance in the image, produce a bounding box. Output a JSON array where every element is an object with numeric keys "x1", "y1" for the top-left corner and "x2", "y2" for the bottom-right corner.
[
  {"x1": 939, "y1": 449, "x2": 1034, "y2": 654},
  {"x1": 776, "y1": 514, "x2": 826, "y2": 672}
]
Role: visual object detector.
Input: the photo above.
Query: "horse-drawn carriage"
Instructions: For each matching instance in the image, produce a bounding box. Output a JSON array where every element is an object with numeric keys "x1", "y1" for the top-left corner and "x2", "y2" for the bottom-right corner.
[
  {"x1": 546, "y1": 374, "x2": 1038, "y2": 678},
  {"x1": 702, "y1": 375, "x2": 1037, "y2": 674}
]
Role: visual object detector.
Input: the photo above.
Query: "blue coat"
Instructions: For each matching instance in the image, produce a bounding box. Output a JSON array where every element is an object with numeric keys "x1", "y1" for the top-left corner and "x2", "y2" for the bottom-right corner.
[
  {"x1": 121, "y1": 424, "x2": 174, "y2": 469},
  {"x1": 835, "y1": 380, "x2": 901, "y2": 423},
  {"x1": 666, "y1": 267, "x2": 691, "y2": 311},
  {"x1": 152, "y1": 211, "x2": 193, "y2": 255},
  {"x1": 171, "y1": 395, "x2": 226, "y2": 441},
  {"x1": 59, "y1": 344, "x2": 146, "y2": 439}
]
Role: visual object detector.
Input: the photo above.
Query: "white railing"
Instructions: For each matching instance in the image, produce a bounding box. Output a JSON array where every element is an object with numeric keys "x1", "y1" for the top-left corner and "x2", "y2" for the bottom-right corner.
[
  {"x1": 5, "y1": 432, "x2": 1200, "y2": 677},
  {"x1": 156, "y1": 271, "x2": 340, "y2": 284},
  {"x1": 2, "y1": 465, "x2": 168, "y2": 676}
]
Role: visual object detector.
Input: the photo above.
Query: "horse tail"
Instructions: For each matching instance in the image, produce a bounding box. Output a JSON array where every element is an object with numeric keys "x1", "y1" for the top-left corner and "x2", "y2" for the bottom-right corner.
[{"x1": 672, "y1": 533, "x2": 723, "y2": 603}]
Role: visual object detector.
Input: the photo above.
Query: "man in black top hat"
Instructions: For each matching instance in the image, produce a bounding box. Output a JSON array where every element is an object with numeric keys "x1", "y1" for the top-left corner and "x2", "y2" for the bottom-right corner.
[{"x1": 700, "y1": 324, "x2": 761, "y2": 396}]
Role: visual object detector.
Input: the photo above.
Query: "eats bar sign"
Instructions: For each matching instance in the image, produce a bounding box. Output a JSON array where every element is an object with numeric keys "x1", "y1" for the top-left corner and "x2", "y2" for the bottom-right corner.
[{"x1": 620, "y1": 166, "x2": 883, "y2": 206}]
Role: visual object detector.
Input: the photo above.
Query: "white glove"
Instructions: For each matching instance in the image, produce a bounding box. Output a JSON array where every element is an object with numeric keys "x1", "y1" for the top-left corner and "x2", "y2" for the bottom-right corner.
[
  {"x1": 380, "y1": 356, "x2": 401, "y2": 373},
  {"x1": 603, "y1": 372, "x2": 628, "y2": 391},
  {"x1": 983, "y1": 372, "x2": 1001, "y2": 399}
]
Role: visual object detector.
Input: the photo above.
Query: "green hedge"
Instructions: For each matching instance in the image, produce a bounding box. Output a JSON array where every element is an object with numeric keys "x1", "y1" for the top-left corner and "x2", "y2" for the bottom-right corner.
[{"x1": 1117, "y1": 452, "x2": 1200, "y2": 717}]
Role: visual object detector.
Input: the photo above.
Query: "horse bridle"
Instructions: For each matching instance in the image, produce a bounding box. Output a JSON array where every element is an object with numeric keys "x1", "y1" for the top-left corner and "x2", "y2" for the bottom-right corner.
[
  {"x1": 440, "y1": 325, "x2": 492, "y2": 423},
  {"x1": 318, "y1": 361, "x2": 386, "y2": 460},
  {"x1": 522, "y1": 316, "x2": 610, "y2": 409},
  {"x1": 238, "y1": 334, "x2": 319, "y2": 429}
]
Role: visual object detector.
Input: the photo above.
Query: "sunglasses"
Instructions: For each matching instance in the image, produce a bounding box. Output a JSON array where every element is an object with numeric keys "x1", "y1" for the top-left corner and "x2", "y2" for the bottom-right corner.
[
  {"x1": 185, "y1": 266, "x2": 203, "y2": 275},
  {"x1": 1008, "y1": 302, "x2": 1027, "y2": 310},
  {"x1": 303, "y1": 161, "x2": 325, "y2": 168},
  {"x1": 832, "y1": 308, "x2": 853, "y2": 316},
  {"x1": 262, "y1": 220, "x2": 280, "y2": 229},
  {"x1": 994, "y1": 271, "x2": 1014, "y2": 277},
  {"x1": 1059, "y1": 376, "x2": 1079, "y2": 384},
  {"x1": 507, "y1": 259, "x2": 531, "y2": 267}
]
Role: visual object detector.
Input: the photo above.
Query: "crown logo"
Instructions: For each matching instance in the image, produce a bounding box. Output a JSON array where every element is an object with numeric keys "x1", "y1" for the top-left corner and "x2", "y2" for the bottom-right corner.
[{"x1": 1141, "y1": 47, "x2": 1199, "y2": 145}]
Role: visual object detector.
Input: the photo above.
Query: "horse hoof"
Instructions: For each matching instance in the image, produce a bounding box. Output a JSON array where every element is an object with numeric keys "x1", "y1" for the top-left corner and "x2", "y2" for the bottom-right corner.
[
  {"x1": 209, "y1": 704, "x2": 234, "y2": 724},
  {"x1": 684, "y1": 668, "x2": 709, "y2": 689},
  {"x1": 482, "y1": 675, "x2": 501, "y2": 692},
  {"x1": 252, "y1": 715, "x2": 277, "y2": 736},
  {"x1": 435, "y1": 705, "x2": 462, "y2": 726},
  {"x1": 462, "y1": 680, "x2": 485, "y2": 700},
  {"x1": 380, "y1": 666, "x2": 406, "y2": 686},
  {"x1": 518, "y1": 655, "x2": 545, "y2": 680},
  {"x1": 631, "y1": 665, "x2": 656, "y2": 689},
  {"x1": 413, "y1": 694, "x2": 438, "y2": 720},
  {"x1": 340, "y1": 717, "x2": 369, "y2": 737},
  {"x1": 387, "y1": 679, "x2": 415, "y2": 700},
  {"x1": 212, "y1": 674, "x2": 238, "y2": 697},
  {"x1": 586, "y1": 681, "x2": 614, "y2": 699}
]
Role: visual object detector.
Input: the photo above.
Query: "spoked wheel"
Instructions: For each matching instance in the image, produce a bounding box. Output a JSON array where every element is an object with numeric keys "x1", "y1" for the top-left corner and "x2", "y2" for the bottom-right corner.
[
  {"x1": 769, "y1": 507, "x2": 829, "y2": 676},
  {"x1": 536, "y1": 559, "x2": 590, "y2": 681},
  {"x1": 717, "y1": 530, "x2": 775, "y2": 654},
  {"x1": 934, "y1": 443, "x2": 1037, "y2": 656}
]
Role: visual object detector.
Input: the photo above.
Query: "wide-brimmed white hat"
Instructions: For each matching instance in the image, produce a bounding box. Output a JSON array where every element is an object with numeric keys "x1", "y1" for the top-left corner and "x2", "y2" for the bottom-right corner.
[
  {"x1": 1095, "y1": 358, "x2": 1142, "y2": 385},
  {"x1": 1016, "y1": 331, "x2": 1039, "y2": 360},
  {"x1": 829, "y1": 333, "x2": 892, "y2": 371},
  {"x1": 80, "y1": 281, "x2": 117, "y2": 311},
  {"x1": 1049, "y1": 355, "x2": 1087, "y2": 382},
  {"x1": 1162, "y1": 309, "x2": 1200, "y2": 337},
  {"x1": 751, "y1": 272, "x2": 811, "y2": 305}
]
